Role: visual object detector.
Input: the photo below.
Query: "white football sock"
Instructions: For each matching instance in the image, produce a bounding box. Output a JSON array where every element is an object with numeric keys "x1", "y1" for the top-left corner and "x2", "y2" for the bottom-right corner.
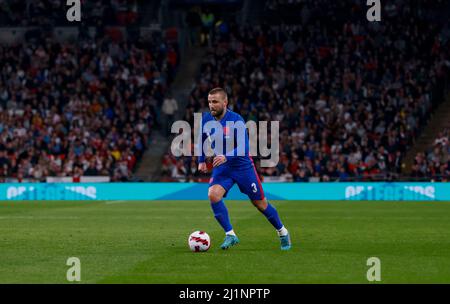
[
  {"x1": 226, "y1": 230, "x2": 236, "y2": 236},
  {"x1": 277, "y1": 226, "x2": 288, "y2": 237}
]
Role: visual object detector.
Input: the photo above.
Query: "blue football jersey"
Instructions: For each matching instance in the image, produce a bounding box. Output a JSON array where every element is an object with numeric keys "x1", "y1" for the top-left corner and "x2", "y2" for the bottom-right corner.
[{"x1": 198, "y1": 109, "x2": 253, "y2": 169}]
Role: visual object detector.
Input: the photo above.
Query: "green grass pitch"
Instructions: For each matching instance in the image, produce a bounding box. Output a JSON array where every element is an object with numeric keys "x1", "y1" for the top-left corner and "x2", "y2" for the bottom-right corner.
[{"x1": 1, "y1": 200, "x2": 450, "y2": 283}]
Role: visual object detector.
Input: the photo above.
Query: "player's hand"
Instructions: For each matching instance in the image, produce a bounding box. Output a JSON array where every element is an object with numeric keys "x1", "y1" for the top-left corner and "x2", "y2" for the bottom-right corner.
[
  {"x1": 198, "y1": 162, "x2": 208, "y2": 173},
  {"x1": 213, "y1": 155, "x2": 227, "y2": 167}
]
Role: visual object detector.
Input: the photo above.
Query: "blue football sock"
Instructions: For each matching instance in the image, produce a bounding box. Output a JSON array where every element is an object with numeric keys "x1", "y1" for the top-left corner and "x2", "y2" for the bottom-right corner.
[
  {"x1": 261, "y1": 202, "x2": 283, "y2": 230},
  {"x1": 211, "y1": 200, "x2": 233, "y2": 233}
]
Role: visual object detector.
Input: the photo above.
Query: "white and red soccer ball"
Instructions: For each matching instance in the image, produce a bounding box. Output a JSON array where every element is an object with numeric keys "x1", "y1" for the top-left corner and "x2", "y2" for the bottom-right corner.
[{"x1": 188, "y1": 231, "x2": 211, "y2": 252}]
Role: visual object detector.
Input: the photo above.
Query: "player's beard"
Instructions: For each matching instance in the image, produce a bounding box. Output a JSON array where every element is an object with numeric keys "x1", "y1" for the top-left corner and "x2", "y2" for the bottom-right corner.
[{"x1": 211, "y1": 107, "x2": 224, "y2": 118}]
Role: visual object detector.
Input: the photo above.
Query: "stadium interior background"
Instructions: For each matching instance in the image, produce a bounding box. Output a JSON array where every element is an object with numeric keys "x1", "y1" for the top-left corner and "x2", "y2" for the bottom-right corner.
[
  {"x1": 0, "y1": 0, "x2": 449, "y2": 184},
  {"x1": 1, "y1": 0, "x2": 450, "y2": 286}
]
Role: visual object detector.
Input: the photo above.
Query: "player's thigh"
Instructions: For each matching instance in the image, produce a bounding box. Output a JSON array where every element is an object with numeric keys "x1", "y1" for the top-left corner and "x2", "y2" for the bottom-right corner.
[
  {"x1": 232, "y1": 166, "x2": 265, "y2": 201},
  {"x1": 209, "y1": 169, "x2": 234, "y2": 202}
]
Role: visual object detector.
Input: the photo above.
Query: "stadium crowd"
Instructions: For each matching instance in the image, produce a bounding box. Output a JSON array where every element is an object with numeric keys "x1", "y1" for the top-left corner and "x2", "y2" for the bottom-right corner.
[
  {"x1": 0, "y1": 32, "x2": 179, "y2": 182},
  {"x1": 0, "y1": 0, "x2": 139, "y2": 26},
  {"x1": 162, "y1": 0, "x2": 450, "y2": 182}
]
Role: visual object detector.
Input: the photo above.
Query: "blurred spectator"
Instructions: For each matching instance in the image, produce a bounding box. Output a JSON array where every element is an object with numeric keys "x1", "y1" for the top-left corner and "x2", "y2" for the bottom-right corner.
[
  {"x1": 185, "y1": 6, "x2": 202, "y2": 47},
  {"x1": 412, "y1": 129, "x2": 449, "y2": 181},
  {"x1": 162, "y1": 92, "x2": 179, "y2": 136},
  {"x1": 200, "y1": 8, "x2": 214, "y2": 46}
]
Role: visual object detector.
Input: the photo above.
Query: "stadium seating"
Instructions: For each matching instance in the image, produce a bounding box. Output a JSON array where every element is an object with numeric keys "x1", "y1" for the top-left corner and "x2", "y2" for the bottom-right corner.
[
  {"x1": 0, "y1": 32, "x2": 179, "y2": 182},
  {"x1": 163, "y1": 0, "x2": 449, "y2": 182},
  {"x1": 0, "y1": 0, "x2": 139, "y2": 26}
]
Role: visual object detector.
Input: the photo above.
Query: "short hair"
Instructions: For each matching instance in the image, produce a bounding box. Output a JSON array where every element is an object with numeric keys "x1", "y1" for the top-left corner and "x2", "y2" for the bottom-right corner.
[{"x1": 208, "y1": 87, "x2": 228, "y2": 100}]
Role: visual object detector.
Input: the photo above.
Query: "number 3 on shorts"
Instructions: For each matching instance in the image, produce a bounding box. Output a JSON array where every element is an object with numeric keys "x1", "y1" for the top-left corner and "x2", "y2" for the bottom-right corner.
[{"x1": 251, "y1": 183, "x2": 257, "y2": 193}]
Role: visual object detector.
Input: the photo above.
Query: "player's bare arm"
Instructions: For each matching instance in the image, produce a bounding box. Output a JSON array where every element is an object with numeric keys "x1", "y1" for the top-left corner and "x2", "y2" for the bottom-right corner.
[
  {"x1": 198, "y1": 162, "x2": 208, "y2": 173},
  {"x1": 212, "y1": 155, "x2": 227, "y2": 167}
]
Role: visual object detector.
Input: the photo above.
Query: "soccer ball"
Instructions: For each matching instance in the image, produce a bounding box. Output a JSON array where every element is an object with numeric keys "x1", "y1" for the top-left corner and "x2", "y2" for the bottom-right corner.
[{"x1": 188, "y1": 231, "x2": 211, "y2": 252}]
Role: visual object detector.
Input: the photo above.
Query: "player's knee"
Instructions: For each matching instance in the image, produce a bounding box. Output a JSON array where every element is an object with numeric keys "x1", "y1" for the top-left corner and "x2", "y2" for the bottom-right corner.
[
  {"x1": 208, "y1": 189, "x2": 223, "y2": 203},
  {"x1": 252, "y1": 200, "x2": 267, "y2": 211}
]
